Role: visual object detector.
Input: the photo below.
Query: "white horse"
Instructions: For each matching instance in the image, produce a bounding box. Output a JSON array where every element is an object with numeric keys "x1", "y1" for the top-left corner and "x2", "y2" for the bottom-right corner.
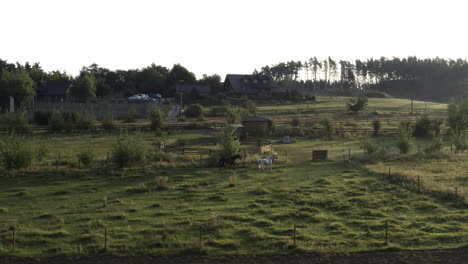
[{"x1": 257, "y1": 153, "x2": 278, "y2": 171}]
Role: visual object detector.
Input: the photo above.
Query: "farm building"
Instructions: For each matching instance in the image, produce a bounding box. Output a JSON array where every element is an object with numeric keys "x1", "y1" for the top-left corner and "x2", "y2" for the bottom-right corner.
[
  {"x1": 223, "y1": 73, "x2": 286, "y2": 97},
  {"x1": 241, "y1": 116, "x2": 273, "y2": 137},
  {"x1": 175, "y1": 84, "x2": 211, "y2": 97},
  {"x1": 36, "y1": 80, "x2": 72, "y2": 102}
]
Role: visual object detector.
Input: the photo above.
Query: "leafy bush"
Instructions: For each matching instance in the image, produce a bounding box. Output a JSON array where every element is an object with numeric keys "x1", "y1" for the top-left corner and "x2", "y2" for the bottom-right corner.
[
  {"x1": 346, "y1": 94, "x2": 368, "y2": 113},
  {"x1": 451, "y1": 132, "x2": 468, "y2": 151},
  {"x1": 4, "y1": 112, "x2": 32, "y2": 135},
  {"x1": 111, "y1": 131, "x2": 148, "y2": 169},
  {"x1": 361, "y1": 137, "x2": 377, "y2": 154},
  {"x1": 425, "y1": 135, "x2": 443, "y2": 154},
  {"x1": 102, "y1": 113, "x2": 116, "y2": 131},
  {"x1": 291, "y1": 113, "x2": 301, "y2": 127},
  {"x1": 33, "y1": 110, "x2": 51, "y2": 125},
  {"x1": 77, "y1": 144, "x2": 95, "y2": 167},
  {"x1": 126, "y1": 108, "x2": 138, "y2": 123},
  {"x1": 0, "y1": 135, "x2": 34, "y2": 170},
  {"x1": 185, "y1": 104, "x2": 204, "y2": 118},
  {"x1": 414, "y1": 111, "x2": 433, "y2": 138},
  {"x1": 320, "y1": 117, "x2": 335, "y2": 140},
  {"x1": 224, "y1": 106, "x2": 239, "y2": 124},
  {"x1": 447, "y1": 97, "x2": 468, "y2": 132},
  {"x1": 397, "y1": 121, "x2": 415, "y2": 154},
  {"x1": 150, "y1": 109, "x2": 164, "y2": 131},
  {"x1": 219, "y1": 125, "x2": 240, "y2": 158},
  {"x1": 241, "y1": 99, "x2": 257, "y2": 116},
  {"x1": 48, "y1": 110, "x2": 66, "y2": 132},
  {"x1": 37, "y1": 144, "x2": 49, "y2": 161},
  {"x1": 209, "y1": 105, "x2": 229, "y2": 117},
  {"x1": 372, "y1": 119, "x2": 381, "y2": 136},
  {"x1": 75, "y1": 111, "x2": 96, "y2": 131}
]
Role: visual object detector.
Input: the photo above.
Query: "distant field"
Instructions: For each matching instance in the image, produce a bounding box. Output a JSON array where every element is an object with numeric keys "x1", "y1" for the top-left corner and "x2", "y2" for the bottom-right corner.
[{"x1": 1, "y1": 96, "x2": 468, "y2": 257}]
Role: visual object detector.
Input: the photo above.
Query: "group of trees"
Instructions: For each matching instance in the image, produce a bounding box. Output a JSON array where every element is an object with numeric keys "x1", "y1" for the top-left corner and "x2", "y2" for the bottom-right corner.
[
  {"x1": 261, "y1": 57, "x2": 468, "y2": 101},
  {"x1": 0, "y1": 59, "x2": 223, "y2": 108}
]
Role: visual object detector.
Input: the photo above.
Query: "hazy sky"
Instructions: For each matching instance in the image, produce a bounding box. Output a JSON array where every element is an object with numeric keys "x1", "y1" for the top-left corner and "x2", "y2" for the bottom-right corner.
[{"x1": 1, "y1": 0, "x2": 467, "y2": 78}]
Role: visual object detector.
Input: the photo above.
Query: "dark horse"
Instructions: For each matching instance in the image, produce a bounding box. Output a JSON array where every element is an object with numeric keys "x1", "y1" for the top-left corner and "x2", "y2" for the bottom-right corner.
[{"x1": 217, "y1": 154, "x2": 242, "y2": 169}]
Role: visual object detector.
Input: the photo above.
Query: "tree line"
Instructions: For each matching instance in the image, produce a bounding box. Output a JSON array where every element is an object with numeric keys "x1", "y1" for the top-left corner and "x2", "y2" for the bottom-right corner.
[
  {"x1": 260, "y1": 56, "x2": 468, "y2": 101},
  {"x1": 0, "y1": 59, "x2": 222, "y2": 109}
]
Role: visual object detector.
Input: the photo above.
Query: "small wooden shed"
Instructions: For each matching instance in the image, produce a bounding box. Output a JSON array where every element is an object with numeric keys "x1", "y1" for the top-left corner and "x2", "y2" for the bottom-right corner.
[{"x1": 241, "y1": 117, "x2": 273, "y2": 138}]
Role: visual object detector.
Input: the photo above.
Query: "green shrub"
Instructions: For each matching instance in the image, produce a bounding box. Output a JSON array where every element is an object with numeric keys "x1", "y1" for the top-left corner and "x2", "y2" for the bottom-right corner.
[
  {"x1": 126, "y1": 108, "x2": 138, "y2": 123},
  {"x1": 209, "y1": 105, "x2": 229, "y2": 117},
  {"x1": 397, "y1": 121, "x2": 415, "y2": 154},
  {"x1": 75, "y1": 111, "x2": 96, "y2": 131},
  {"x1": 185, "y1": 104, "x2": 204, "y2": 118},
  {"x1": 102, "y1": 113, "x2": 116, "y2": 131},
  {"x1": 320, "y1": 117, "x2": 335, "y2": 140},
  {"x1": 0, "y1": 135, "x2": 34, "y2": 170},
  {"x1": 414, "y1": 111, "x2": 433, "y2": 138},
  {"x1": 150, "y1": 109, "x2": 164, "y2": 131},
  {"x1": 111, "y1": 131, "x2": 148, "y2": 169},
  {"x1": 4, "y1": 112, "x2": 32, "y2": 135},
  {"x1": 372, "y1": 119, "x2": 381, "y2": 136},
  {"x1": 219, "y1": 125, "x2": 240, "y2": 158},
  {"x1": 361, "y1": 137, "x2": 377, "y2": 154},
  {"x1": 425, "y1": 134, "x2": 443, "y2": 154},
  {"x1": 241, "y1": 99, "x2": 257, "y2": 116},
  {"x1": 77, "y1": 144, "x2": 95, "y2": 167},
  {"x1": 37, "y1": 145, "x2": 50, "y2": 161},
  {"x1": 48, "y1": 110, "x2": 65, "y2": 132},
  {"x1": 33, "y1": 110, "x2": 51, "y2": 125},
  {"x1": 291, "y1": 113, "x2": 301, "y2": 127},
  {"x1": 346, "y1": 94, "x2": 368, "y2": 113},
  {"x1": 451, "y1": 132, "x2": 468, "y2": 151}
]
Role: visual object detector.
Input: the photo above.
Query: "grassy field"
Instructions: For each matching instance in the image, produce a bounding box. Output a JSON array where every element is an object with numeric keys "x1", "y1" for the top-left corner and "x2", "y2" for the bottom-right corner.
[{"x1": 1, "y1": 97, "x2": 467, "y2": 257}]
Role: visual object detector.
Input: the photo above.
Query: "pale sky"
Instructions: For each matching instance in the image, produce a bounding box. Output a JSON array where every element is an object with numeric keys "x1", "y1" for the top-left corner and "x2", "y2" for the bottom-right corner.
[{"x1": 1, "y1": 0, "x2": 467, "y2": 79}]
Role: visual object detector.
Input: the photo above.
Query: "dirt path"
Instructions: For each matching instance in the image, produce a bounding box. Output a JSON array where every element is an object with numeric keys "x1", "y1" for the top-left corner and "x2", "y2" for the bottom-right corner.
[{"x1": 2, "y1": 248, "x2": 468, "y2": 264}]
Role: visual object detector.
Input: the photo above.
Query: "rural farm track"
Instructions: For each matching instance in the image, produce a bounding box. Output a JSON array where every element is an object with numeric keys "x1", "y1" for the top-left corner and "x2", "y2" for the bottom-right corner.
[{"x1": 2, "y1": 248, "x2": 468, "y2": 264}]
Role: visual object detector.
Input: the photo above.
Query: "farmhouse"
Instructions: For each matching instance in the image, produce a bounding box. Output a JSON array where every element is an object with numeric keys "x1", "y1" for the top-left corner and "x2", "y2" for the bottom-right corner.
[
  {"x1": 36, "y1": 80, "x2": 72, "y2": 102},
  {"x1": 223, "y1": 74, "x2": 286, "y2": 97},
  {"x1": 241, "y1": 116, "x2": 273, "y2": 137},
  {"x1": 175, "y1": 84, "x2": 211, "y2": 96}
]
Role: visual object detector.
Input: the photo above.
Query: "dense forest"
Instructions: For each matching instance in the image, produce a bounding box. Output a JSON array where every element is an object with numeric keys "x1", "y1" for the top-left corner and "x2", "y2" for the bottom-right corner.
[
  {"x1": 1, "y1": 56, "x2": 468, "y2": 110},
  {"x1": 261, "y1": 57, "x2": 468, "y2": 101}
]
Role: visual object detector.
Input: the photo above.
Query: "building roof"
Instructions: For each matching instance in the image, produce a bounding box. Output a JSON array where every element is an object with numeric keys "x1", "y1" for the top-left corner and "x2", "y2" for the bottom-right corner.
[
  {"x1": 224, "y1": 74, "x2": 284, "y2": 94},
  {"x1": 241, "y1": 116, "x2": 272, "y2": 122},
  {"x1": 36, "y1": 80, "x2": 71, "y2": 96},
  {"x1": 175, "y1": 84, "x2": 211, "y2": 94}
]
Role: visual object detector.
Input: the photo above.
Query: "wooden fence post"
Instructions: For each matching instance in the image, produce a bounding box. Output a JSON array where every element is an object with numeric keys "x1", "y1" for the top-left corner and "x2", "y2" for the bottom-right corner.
[
  {"x1": 285, "y1": 150, "x2": 288, "y2": 162},
  {"x1": 388, "y1": 167, "x2": 391, "y2": 177},
  {"x1": 11, "y1": 226, "x2": 16, "y2": 252},
  {"x1": 199, "y1": 226, "x2": 203, "y2": 248},
  {"x1": 293, "y1": 224, "x2": 296, "y2": 247},
  {"x1": 348, "y1": 148, "x2": 351, "y2": 160},
  {"x1": 455, "y1": 187, "x2": 458, "y2": 198},
  {"x1": 384, "y1": 220, "x2": 388, "y2": 245},
  {"x1": 104, "y1": 227, "x2": 108, "y2": 252},
  {"x1": 417, "y1": 176, "x2": 421, "y2": 193}
]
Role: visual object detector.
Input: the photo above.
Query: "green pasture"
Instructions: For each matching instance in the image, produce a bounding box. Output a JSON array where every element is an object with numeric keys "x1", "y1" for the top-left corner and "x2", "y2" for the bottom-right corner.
[{"x1": 1, "y1": 96, "x2": 467, "y2": 257}]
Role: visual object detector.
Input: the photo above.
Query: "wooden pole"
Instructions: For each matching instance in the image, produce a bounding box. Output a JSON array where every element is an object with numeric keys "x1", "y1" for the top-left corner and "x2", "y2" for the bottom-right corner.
[
  {"x1": 417, "y1": 176, "x2": 421, "y2": 193},
  {"x1": 104, "y1": 227, "x2": 108, "y2": 252},
  {"x1": 388, "y1": 167, "x2": 391, "y2": 177},
  {"x1": 11, "y1": 227, "x2": 16, "y2": 252},
  {"x1": 293, "y1": 224, "x2": 297, "y2": 247},
  {"x1": 348, "y1": 148, "x2": 351, "y2": 159},
  {"x1": 455, "y1": 187, "x2": 458, "y2": 198},
  {"x1": 199, "y1": 226, "x2": 203, "y2": 248},
  {"x1": 384, "y1": 220, "x2": 388, "y2": 245}
]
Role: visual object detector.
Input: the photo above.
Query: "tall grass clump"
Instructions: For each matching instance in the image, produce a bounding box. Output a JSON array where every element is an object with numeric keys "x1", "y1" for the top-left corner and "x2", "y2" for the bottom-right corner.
[
  {"x1": 111, "y1": 131, "x2": 148, "y2": 170},
  {"x1": 77, "y1": 144, "x2": 95, "y2": 167},
  {"x1": 397, "y1": 121, "x2": 415, "y2": 154},
  {"x1": 4, "y1": 112, "x2": 32, "y2": 135},
  {"x1": 0, "y1": 134, "x2": 34, "y2": 170}
]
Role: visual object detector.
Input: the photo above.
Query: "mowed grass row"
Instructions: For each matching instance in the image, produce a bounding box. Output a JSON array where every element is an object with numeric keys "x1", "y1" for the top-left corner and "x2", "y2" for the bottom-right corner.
[{"x1": 0, "y1": 147, "x2": 467, "y2": 256}]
